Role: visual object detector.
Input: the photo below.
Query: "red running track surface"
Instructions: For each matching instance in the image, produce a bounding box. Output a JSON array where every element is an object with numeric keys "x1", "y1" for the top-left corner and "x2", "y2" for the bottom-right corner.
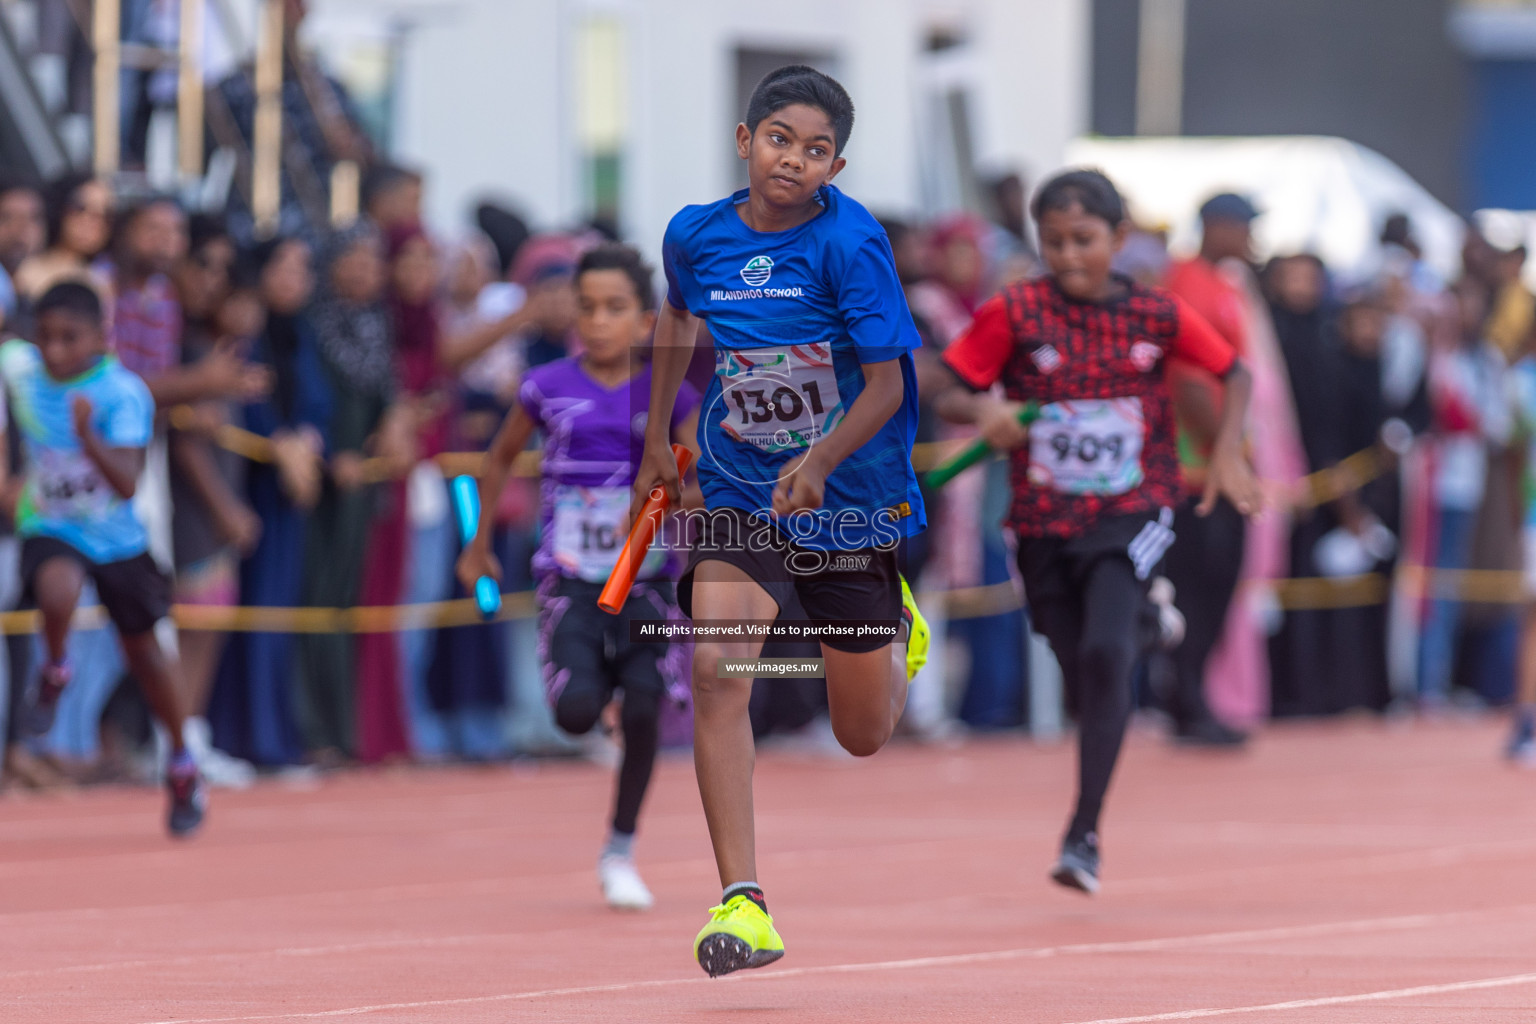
[{"x1": 2, "y1": 717, "x2": 1534, "y2": 1023}]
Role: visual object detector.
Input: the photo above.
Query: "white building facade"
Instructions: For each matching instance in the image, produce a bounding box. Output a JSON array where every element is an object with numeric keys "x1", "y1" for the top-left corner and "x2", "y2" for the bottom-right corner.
[{"x1": 305, "y1": 0, "x2": 1089, "y2": 255}]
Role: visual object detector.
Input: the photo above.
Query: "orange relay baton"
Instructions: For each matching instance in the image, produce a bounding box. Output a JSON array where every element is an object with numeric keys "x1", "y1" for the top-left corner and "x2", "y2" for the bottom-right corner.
[{"x1": 599, "y1": 444, "x2": 694, "y2": 614}]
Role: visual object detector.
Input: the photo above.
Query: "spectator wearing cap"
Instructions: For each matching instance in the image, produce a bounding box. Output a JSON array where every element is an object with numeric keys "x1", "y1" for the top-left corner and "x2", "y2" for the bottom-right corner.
[{"x1": 1157, "y1": 193, "x2": 1264, "y2": 746}]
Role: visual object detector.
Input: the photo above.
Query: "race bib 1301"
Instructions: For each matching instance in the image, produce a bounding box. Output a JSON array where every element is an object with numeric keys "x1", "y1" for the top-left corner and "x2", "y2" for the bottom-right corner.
[{"x1": 716, "y1": 344, "x2": 845, "y2": 454}]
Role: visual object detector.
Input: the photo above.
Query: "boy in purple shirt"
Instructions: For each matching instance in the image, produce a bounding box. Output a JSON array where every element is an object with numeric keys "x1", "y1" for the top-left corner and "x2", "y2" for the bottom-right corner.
[{"x1": 460, "y1": 244, "x2": 699, "y2": 910}]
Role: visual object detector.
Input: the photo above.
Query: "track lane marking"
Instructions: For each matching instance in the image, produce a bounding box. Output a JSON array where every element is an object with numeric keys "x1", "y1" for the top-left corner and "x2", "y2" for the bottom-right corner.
[
  {"x1": 126, "y1": 905, "x2": 1536, "y2": 1023},
  {"x1": 1060, "y1": 972, "x2": 1536, "y2": 1023},
  {"x1": 5, "y1": 833, "x2": 1535, "y2": 926}
]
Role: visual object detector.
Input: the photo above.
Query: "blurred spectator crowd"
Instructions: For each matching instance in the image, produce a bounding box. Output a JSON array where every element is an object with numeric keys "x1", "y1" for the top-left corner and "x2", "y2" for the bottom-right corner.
[
  {"x1": 2, "y1": 122, "x2": 1535, "y2": 790},
  {"x1": 0, "y1": 157, "x2": 610, "y2": 789}
]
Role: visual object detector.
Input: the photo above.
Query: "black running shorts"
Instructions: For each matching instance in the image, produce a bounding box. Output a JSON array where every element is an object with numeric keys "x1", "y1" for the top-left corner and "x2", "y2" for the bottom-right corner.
[
  {"x1": 678, "y1": 506, "x2": 902, "y2": 653},
  {"x1": 21, "y1": 536, "x2": 172, "y2": 637}
]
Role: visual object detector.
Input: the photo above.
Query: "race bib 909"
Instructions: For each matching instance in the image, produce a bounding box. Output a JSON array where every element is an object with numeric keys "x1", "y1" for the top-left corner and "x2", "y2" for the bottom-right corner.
[
  {"x1": 1027, "y1": 398, "x2": 1146, "y2": 496},
  {"x1": 717, "y1": 344, "x2": 845, "y2": 454}
]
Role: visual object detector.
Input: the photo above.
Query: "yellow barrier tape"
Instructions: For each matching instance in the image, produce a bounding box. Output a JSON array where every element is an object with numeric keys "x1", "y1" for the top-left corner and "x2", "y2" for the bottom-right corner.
[
  {"x1": 144, "y1": 402, "x2": 1434, "y2": 639},
  {"x1": 173, "y1": 403, "x2": 1394, "y2": 509},
  {"x1": 0, "y1": 565, "x2": 1525, "y2": 638},
  {"x1": 901, "y1": 564, "x2": 1530, "y2": 624},
  {"x1": 1294, "y1": 445, "x2": 1391, "y2": 510},
  {"x1": 0, "y1": 591, "x2": 539, "y2": 637}
]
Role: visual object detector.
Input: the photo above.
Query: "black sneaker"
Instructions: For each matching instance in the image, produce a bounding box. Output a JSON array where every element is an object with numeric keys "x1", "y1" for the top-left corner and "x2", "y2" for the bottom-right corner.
[
  {"x1": 167, "y1": 761, "x2": 208, "y2": 838},
  {"x1": 1051, "y1": 833, "x2": 1100, "y2": 895},
  {"x1": 1173, "y1": 716, "x2": 1249, "y2": 748},
  {"x1": 21, "y1": 662, "x2": 71, "y2": 738}
]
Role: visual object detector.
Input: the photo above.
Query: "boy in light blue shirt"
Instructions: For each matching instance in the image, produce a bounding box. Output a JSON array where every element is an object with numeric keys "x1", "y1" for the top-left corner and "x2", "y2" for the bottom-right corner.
[{"x1": 4, "y1": 282, "x2": 205, "y2": 836}]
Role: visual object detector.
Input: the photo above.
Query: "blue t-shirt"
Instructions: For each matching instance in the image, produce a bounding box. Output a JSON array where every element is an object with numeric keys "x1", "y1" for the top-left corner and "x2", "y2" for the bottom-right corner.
[
  {"x1": 662, "y1": 184, "x2": 926, "y2": 550},
  {"x1": 1, "y1": 340, "x2": 154, "y2": 563}
]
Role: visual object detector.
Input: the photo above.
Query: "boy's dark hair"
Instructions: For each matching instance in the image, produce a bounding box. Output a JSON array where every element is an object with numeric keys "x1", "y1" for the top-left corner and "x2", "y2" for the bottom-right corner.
[
  {"x1": 0, "y1": 174, "x2": 42, "y2": 204},
  {"x1": 745, "y1": 65, "x2": 855, "y2": 156},
  {"x1": 187, "y1": 213, "x2": 229, "y2": 256},
  {"x1": 577, "y1": 242, "x2": 656, "y2": 311},
  {"x1": 34, "y1": 281, "x2": 104, "y2": 326},
  {"x1": 363, "y1": 163, "x2": 422, "y2": 208},
  {"x1": 1031, "y1": 169, "x2": 1126, "y2": 227}
]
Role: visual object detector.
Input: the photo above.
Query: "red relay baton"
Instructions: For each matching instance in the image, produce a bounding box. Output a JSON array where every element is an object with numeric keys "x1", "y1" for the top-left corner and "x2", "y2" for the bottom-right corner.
[{"x1": 599, "y1": 443, "x2": 694, "y2": 614}]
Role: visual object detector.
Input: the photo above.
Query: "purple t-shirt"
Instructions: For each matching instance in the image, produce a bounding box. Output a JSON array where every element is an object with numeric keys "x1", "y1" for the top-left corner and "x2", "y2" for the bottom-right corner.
[{"x1": 520, "y1": 358, "x2": 699, "y2": 581}]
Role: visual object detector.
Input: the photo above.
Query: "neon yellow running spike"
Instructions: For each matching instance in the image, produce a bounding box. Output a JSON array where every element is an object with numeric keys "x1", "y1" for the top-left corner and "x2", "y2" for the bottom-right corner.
[
  {"x1": 693, "y1": 895, "x2": 785, "y2": 977},
  {"x1": 901, "y1": 576, "x2": 930, "y2": 681}
]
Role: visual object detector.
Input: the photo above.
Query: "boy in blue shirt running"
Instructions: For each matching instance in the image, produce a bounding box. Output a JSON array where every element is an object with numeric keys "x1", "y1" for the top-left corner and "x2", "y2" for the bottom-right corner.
[
  {"x1": 634, "y1": 65, "x2": 929, "y2": 977},
  {"x1": 3, "y1": 282, "x2": 205, "y2": 836}
]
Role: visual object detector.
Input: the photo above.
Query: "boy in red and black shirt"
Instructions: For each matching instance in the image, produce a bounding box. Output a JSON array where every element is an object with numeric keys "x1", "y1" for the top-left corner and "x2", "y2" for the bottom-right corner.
[{"x1": 935, "y1": 170, "x2": 1260, "y2": 894}]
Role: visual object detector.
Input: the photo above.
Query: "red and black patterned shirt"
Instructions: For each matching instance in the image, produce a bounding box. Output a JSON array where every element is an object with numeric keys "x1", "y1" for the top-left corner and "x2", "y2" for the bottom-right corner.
[{"x1": 942, "y1": 275, "x2": 1236, "y2": 538}]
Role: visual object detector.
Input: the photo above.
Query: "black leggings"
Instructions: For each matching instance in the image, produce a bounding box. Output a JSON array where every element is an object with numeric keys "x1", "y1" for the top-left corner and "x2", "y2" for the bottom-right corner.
[
  {"x1": 541, "y1": 579, "x2": 675, "y2": 837},
  {"x1": 1019, "y1": 515, "x2": 1164, "y2": 842},
  {"x1": 554, "y1": 682, "x2": 660, "y2": 837}
]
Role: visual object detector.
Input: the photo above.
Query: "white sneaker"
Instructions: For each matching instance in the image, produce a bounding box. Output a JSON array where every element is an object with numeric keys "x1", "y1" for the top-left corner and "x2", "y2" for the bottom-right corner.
[
  {"x1": 598, "y1": 854, "x2": 654, "y2": 911},
  {"x1": 197, "y1": 744, "x2": 258, "y2": 790},
  {"x1": 580, "y1": 730, "x2": 621, "y2": 770},
  {"x1": 183, "y1": 717, "x2": 257, "y2": 790}
]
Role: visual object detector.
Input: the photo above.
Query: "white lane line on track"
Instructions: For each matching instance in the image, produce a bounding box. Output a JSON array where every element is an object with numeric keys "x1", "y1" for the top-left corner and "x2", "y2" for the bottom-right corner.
[
  {"x1": 129, "y1": 905, "x2": 1536, "y2": 1024},
  {"x1": 1060, "y1": 972, "x2": 1536, "y2": 1023},
  {"x1": 8, "y1": 833, "x2": 1535, "y2": 927},
  {"x1": 22, "y1": 895, "x2": 1531, "y2": 984}
]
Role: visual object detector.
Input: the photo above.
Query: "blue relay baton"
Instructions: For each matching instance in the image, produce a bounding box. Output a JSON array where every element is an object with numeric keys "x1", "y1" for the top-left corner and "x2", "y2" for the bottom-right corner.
[{"x1": 451, "y1": 474, "x2": 501, "y2": 620}]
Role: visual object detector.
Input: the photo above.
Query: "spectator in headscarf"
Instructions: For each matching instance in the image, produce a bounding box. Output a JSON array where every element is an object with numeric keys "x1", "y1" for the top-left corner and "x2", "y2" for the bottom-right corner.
[
  {"x1": 1300, "y1": 287, "x2": 1426, "y2": 715},
  {"x1": 294, "y1": 221, "x2": 402, "y2": 764},
  {"x1": 909, "y1": 214, "x2": 988, "y2": 347},
  {"x1": 351, "y1": 224, "x2": 450, "y2": 764},
  {"x1": 1265, "y1": 253, "x2": 1346, "y2": 718},
  {"x1": 209, "y1": 237, "x2": 331, "y2": 765}
]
